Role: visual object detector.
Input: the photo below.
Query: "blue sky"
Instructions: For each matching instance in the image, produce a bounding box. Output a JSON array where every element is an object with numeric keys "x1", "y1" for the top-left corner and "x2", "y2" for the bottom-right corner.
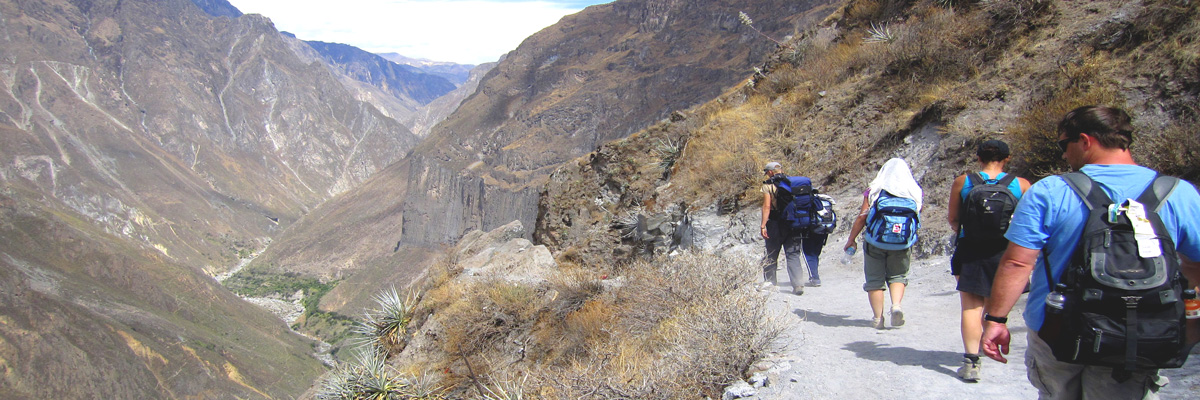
[{"x1": 226, "y1": 0, "x2": 613, "y2": 64}]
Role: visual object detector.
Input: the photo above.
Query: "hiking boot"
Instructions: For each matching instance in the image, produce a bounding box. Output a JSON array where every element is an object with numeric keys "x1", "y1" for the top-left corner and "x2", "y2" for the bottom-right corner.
[
  {"x1": 871, "y1": 317, "x2": 885, "y2": 330},
  {"x1": 957, "y1": 358, "x2": 981, "y2": 382},
  {"x1": 792, "y1": 286, "x2": 804, "y2": 295},
  {"x1": 806, "y1": 279, "x2": 822, "y2": 287},
  {"x1": 891, "y1": 307, "x2": 905, "y2": 327}
]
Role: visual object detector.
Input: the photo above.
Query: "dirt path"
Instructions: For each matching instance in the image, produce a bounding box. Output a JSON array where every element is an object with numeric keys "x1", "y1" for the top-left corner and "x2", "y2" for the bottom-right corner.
[{"x1": 746, "y1": 243, "x2": 1200, "y2": 399}]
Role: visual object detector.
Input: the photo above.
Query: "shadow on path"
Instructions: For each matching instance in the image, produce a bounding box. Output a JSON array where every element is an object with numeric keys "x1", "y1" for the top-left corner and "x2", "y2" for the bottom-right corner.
[
  {"x1": 843, "y1": 341, "x2": 962, "y2": 379},
  {"x1": 793, "y1": 309, "x2": 870, "y2": 328}
]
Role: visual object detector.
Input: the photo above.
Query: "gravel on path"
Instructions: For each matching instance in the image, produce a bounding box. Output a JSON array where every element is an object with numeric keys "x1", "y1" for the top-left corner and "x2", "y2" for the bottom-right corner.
[{"x1": 745, "y1": 243, "x2": 1200, "y2": 399}]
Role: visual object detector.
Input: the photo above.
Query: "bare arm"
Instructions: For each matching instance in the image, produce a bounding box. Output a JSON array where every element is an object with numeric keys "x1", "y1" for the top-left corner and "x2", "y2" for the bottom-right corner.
[
  {"x1": 1018, "y1": 177, "x2": 1032, "y2": 194},
  {"x1": 1180, "y1": 254, "x2": 1200, "y2": 287},
  {"x1": 947, "y1": 174, "x2": 966, "y2": 234},
  {"x1": 761, "y1": 191, "x2": 772, "y2": 239},
  {"x1": 843, "y1": 195, "x2": 871, "y2": 251},
  {"x1": 981, "y1": 243, "x2": 1040, "y2": 363}
]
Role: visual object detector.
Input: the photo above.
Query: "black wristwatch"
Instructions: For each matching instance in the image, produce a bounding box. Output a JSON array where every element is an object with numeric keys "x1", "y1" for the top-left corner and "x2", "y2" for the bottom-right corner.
[{"x1": 983, "y1": 313, "x2": 1008, "y2": 324}]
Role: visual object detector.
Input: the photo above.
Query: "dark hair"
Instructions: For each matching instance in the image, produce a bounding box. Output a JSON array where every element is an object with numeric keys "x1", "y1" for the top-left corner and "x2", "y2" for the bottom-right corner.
[
  {"x1": 976, "y1": 139, "x2": 1010, "y2": 162},
  {"x1": 1056, "y1": 105, "x2": 1134, "y2": 150}
]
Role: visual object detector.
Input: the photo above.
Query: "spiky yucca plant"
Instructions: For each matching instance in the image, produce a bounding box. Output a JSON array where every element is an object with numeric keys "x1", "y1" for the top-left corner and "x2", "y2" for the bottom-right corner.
[
  {"x1": 480, "y1": 374, "x2": 529, "y2": 400},
  {"x1": 352, "y1": 286, "x2": 421, "y2": 354},
  {"x1": 864, "y1": 22, "x2": 896, "y2": 43},
  {"x1": 316, "y1": 349, "x2": 407, "y2": 400}
]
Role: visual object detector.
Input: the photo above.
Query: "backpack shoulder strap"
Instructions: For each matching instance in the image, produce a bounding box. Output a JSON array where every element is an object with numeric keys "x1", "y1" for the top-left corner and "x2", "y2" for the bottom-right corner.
[
  {"x1": 995, "y1": 172, "x2": 1018, "y2": 188},
  {"x1": 1134, "y1": 174, "x2": 1179, "y2": 213},
  {"x1": 966, "y1": 172, "x2": 983, "y2": 187},
  {"x1": 1061, "y1": 172, "x2": 1112, "y2": 210}
]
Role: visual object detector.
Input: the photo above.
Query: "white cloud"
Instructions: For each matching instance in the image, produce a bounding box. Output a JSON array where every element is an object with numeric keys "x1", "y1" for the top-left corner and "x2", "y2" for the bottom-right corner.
[{"x1": 227, "y1": 0, "x2": 606, "y2": 64}]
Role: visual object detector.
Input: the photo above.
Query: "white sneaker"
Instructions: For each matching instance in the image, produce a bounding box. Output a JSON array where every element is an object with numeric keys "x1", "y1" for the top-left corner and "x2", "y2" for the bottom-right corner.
[
  {"x1": 957, "y1": 358, "x2": 981, "y2": 382},
  {"x1": 891, "y1": 307, "x2": 905, "y2": 327}
]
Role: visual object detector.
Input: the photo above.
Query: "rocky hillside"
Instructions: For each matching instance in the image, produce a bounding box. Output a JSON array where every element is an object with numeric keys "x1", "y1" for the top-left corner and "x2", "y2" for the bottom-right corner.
[
  {"x1": 536, "y1": 0, "x2": 1200, "y2": 266},
  {"x1": 0, "y1": 0, "x2": 429, "y2": 397},
  {"x1": 253, "y1": 0, "x2": 841, "y2": 315}
]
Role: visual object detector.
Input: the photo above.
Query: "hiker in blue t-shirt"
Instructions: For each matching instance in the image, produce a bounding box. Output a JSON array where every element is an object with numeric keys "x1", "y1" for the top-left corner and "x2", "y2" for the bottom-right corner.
[
  {"x1": 946, "y1": 139, "x2": 1031, "y2": 382},
  {"x1": 981, "y1": 106, "x2": 1200, "y2": 399}
]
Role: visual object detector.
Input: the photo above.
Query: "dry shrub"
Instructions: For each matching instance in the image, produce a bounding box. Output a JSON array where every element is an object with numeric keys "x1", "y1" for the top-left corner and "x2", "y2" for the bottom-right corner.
[
  {"x1": 805, "y1": 38, "x2": 866, "y2": 90},
  {"x1": 437, "y1": 280, "x2": 545, "y2": 358},
  {"x1": 872, "y1": 7, "x2": 985, "y2": 97},
  {"x1": 755, "y1": 63, "x2": 804, "y2": 97},
  {"x1": 526, "y1": 252, "x2": 783, "y2": 399},
  {"x1": 1005, "y1": 56, "x2": 1122, "y2": 178},
  {"x1": 1136, "y1": 111, "x2": 1200, "y2": 181},
  {"x1": 982, "y1": 0, "x2": 1050, "y2": 29},
  {"x1": 844, "y1": 0, "x2": 884, "y2": 23},
  {"x1": 669, "y1": 101, "x2": 770, "y2": 205},
  {"x1": 615, "y1": 252, "x2": 782, "y2": 397}
]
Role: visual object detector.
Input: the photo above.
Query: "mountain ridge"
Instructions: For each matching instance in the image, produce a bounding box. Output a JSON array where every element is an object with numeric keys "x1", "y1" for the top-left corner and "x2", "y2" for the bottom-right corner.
[{"x1": 252, "y1": 0, "x2": 840, "y2": 316}]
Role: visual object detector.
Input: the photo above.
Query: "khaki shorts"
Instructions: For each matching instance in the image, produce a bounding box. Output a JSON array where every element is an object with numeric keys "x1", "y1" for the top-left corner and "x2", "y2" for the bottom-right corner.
[
  {"x1": 1025, "y1": 331, "x2": 1165, "y2": 400},
  {"x1": 862, "y1": 243, "x2": 910, "y2": 291}
]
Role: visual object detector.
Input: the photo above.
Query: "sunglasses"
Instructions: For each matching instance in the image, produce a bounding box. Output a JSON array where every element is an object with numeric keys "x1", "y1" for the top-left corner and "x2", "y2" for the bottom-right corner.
[{"x1": 1057, "y1": 138, "x2": 1075, "y2": 152}]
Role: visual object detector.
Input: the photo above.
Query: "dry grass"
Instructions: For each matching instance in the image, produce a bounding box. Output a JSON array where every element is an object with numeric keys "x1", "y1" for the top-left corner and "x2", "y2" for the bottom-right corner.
[
  {"x1": 529, "y1": 252, "x2": 783, "y2": 399},
  {"x1": 1005, "y1": 55, "x2": 1122, "y2": 177},
  {"x1": 362, "y1": 251, "x2": 782, "y2": 399},
  {"x1": 1137, "y1": 110, "x2": 1200, "y2": 181},
  {"x1": 669, "y1": 100, "x2": 773, "y2": 206}
]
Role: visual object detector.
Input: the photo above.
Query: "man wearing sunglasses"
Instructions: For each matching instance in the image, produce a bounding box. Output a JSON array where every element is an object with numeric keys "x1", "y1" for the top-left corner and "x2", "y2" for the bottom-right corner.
[{"x1": 980, "y1": 106, "x2": 1200, "y2": 399}]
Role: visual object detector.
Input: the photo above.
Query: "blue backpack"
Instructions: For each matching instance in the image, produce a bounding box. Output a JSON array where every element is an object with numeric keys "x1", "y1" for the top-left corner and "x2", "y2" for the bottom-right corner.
[
  {"x1": 774, "y1": 176, "x2": 817, "y2": 231},
  {"x1": 865, "y1": 191, "x2": 920, "y2": 250}
]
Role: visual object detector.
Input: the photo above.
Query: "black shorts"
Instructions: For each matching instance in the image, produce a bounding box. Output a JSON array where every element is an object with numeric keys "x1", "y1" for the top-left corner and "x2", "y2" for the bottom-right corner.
[{"x1": 950, "y1": 238, "x2": 1008, "y2": 297}]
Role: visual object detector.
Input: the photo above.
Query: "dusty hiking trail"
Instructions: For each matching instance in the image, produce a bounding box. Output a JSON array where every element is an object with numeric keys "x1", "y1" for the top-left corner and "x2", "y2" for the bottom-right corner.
[{"x1": 745, "y1": 241, "x2": 1200, "y2": 399}]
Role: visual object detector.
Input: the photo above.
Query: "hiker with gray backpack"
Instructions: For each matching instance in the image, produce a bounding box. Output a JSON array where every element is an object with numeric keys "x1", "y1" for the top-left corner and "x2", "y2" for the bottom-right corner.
[
  {"x1": 946, "y1": 139, "x2": 1032, "y2": 382},
  {"x1": 760, "y1": 162, "x2": 835, "y2": 295},
  {"x1": 981, "y1": 106, "x2": 1200, "y2": 399},
  {"x1": 844, "y1": 158, "x2": 922, "y2": 330}
]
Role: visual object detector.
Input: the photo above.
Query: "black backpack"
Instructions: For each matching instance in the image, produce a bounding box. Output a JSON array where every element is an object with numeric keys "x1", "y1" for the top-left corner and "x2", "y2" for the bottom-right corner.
[
  {"x1": 958, "y1": 172, "x2": 1018, "y2": 241},
  {"x1": 1038, "y1": 172, "x2": 1193, "y2": 379}
]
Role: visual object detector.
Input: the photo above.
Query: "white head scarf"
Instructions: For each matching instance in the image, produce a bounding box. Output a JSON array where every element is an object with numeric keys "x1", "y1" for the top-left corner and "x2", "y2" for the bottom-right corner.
[{"x1": 868, "y1": 158, "x2": 923, "y2": 212}]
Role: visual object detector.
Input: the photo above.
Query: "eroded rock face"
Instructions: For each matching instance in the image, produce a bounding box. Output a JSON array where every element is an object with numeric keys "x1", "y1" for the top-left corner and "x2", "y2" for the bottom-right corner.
[{"x1": 0, "y1": 0, "x2": 425, "y2": 397}]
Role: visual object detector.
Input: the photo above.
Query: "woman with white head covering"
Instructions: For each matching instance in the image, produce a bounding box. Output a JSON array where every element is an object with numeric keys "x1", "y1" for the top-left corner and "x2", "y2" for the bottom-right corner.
[{"x1": 844, "y1": 158, "x2": 923, "y2": 330}]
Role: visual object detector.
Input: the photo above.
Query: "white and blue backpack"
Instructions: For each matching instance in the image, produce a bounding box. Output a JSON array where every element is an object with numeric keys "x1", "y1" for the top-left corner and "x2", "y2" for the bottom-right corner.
[{"x1": 864, "y1": 191, "x2": 920, "y2": 250}]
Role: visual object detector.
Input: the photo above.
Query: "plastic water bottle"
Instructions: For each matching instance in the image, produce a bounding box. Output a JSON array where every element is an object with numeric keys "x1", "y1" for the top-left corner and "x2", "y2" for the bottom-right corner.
[
  {"x1": 1185, "y1": 289, "x2": 1199, "y2": 320},
  {"x1": 841, "y1": 246, "x2": 856, "y2": 264},
  {"x1": 1045, "y1": 284, "x2": 1068, "y2": 314}
]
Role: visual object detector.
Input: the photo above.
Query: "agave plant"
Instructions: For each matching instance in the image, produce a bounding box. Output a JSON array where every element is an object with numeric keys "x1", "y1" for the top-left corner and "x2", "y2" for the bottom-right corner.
[
  {"x1": 651, "y1": 137, "x2": 682, "y2": 171},
  {"x1": 316, "y1": 349, "x2": 408, "y2": 400},
  {"x1": 351, "y1": 286, "x2": 421, "y2": 353},
  {"x1": 864, "y1": 23, "x2": 896, "y2": 43},
  {"x1": 480, "y1": 373, "x2": 529, "y2": 400},
  {"x1": 401, "y1": 371, "x2": 448, "y2": 399}
]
